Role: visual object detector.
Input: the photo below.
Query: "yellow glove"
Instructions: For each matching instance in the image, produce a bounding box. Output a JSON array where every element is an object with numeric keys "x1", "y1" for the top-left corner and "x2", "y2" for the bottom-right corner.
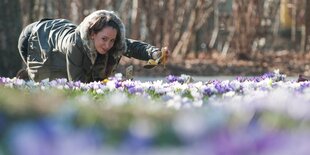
[{"x1": 144, "y1": 47, "x2": 169, "y2": 69}]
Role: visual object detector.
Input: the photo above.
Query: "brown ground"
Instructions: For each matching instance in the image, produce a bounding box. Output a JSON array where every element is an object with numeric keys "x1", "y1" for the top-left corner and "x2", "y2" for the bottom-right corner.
[{"x1": 117, "y1": 50, "x2": 310, "y2": 77}]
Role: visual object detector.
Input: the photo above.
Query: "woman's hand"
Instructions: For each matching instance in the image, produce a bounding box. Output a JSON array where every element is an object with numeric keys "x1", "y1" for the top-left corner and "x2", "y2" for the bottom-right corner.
[
  {"x1": 144, "y1": 47, "x2": 170, "y2": 69},
  {"x1": 157, "y1": 47, "x2": 169, "y2": 68}
]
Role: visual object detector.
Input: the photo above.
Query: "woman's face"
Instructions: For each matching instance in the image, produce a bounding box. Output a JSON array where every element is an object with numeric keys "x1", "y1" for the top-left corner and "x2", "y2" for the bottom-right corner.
[{"x1": 91, "y1": 26, "x2": 117, "y2": 55}]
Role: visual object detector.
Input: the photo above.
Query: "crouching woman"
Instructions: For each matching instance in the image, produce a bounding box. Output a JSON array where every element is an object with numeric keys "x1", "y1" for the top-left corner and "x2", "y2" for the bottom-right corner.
[{"x1": 17, "y1": 10, "x2": 164, "y2": 82}]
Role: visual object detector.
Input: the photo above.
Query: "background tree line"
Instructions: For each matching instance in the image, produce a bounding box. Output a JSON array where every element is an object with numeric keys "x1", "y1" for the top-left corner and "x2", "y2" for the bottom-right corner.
[{"x1": 1, "y1": 0, "x2": 310, "y2": 77}]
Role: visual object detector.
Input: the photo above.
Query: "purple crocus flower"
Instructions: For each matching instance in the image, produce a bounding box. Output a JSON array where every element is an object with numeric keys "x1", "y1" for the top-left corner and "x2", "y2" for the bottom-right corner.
[
  {"x1": 262, "y1": 72, "x2": 275, "y2": 79},
  {"x1": 0, "y1": 77, "x2": 5, "y2": 84},
  {"x1": 166, "y1": 75, "x2": 178, "y2": 83},
  {"x1": 295, "y1": 82, "x2": 310, "y2": 93},
  {"x1": 0, "y1": 77, "x2": 10, "y2": 84},
  {"x1": 203, "y1": 87, "x2": 214, "y2": 96},
  {"x1": 67, "y1": 81, "x2": 80, "y2": 89},
  {"x1": 55, "y1": 78, "x2": 68, "y2": 85},
  {"x1": 124, "y1": 82, "x2": 135, "y2": 90},
  {"x1": 88, "y1": 81, "x2": 103, "y2": 90},
  {"x1": 214, "y1": 82, "x2": 232, "y2": 94},
  {"x1": 236, "y1": 76, "x2": 247, "y2": 82},
  {"x1": 128, "y1": 86, "x2": 143, "y2": 94},
  {"x1": 127, "y1": 86, "x2": 137, "y2": 94},
  {"x1": 115, "y1": 81, "x2": 122, "y2": 88}
]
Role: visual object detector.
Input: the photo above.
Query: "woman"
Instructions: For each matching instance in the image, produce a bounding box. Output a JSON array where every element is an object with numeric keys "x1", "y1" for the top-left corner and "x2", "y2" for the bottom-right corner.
[{"x1": 17, "y1": 10, "x2": 163, "y2": 82}]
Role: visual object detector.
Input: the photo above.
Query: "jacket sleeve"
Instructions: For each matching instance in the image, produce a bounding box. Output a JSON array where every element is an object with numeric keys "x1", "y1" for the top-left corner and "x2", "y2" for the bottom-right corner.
[
  {"x1": 66, "y1": 43, "x2": 87, "y2": 82},
  {"x1": 124, "y1": 39, "x2": 160, "y2": 61}
]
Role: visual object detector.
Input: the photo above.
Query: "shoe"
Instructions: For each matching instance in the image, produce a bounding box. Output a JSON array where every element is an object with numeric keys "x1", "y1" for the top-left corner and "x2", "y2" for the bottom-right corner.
[
  {"x1": 16, "y1": 69, "x2": 30, "y2": 80},
  {"x1": 297, "y1": 74, "x2": 310, "y2": 82}
]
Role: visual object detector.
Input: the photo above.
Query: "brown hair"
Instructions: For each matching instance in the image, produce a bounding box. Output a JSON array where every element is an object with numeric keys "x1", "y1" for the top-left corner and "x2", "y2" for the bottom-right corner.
[
  {"x1": 77, "y1": 10, "x2": 127, "y2": 58},
  {"x1": 88, "y1": 16, "x2": 121, "y2": 51}
]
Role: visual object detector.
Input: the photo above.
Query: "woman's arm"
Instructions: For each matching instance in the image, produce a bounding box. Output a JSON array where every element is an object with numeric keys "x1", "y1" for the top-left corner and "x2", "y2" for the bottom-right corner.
[
  {"x1": 124, "y1": 39, "x2": 160, "y2": 61},
  {"x1": 66, "y1": 43, "x2": 87, "y2": 82}
]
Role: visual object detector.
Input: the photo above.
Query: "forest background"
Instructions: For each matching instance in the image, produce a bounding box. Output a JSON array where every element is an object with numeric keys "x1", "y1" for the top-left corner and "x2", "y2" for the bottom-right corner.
[{"x1": 1, "y1": 0, "x2": 310, "y2": 78}]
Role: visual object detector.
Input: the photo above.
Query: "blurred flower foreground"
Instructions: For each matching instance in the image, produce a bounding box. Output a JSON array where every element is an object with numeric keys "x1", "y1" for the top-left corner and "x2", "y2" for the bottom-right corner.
[{"x1": 1, "y1": 70, "x2": 310, "y2": 155}]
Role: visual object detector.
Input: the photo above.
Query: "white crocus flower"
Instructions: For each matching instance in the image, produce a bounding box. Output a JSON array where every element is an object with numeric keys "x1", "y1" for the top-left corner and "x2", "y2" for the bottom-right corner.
[
  {"x1": 223, "y1": 91, "x2": 235, "y2": 98},
  {"x1": 106, "y1": 80, "x2": 117, "y2": 91},
  {"x1": 106, "y1": 91, "x2": 128, "y2": 106},
  {"x1": 166, "y1": 95, "x2": 182, "y2": 109}
]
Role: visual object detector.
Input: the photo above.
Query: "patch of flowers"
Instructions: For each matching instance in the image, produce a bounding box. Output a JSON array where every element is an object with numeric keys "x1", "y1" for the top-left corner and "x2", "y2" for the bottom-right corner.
[{"x1": 1, "y1": 70, "x2": 310, "y2": 154}]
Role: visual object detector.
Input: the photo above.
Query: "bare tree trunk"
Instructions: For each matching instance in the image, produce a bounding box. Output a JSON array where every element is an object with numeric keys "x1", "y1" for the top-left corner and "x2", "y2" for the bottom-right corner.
[
  {"x1": 209, "y1": 1, "x2": 219, "y2": 49},
  {"x1": 291, "y1": 0, "x2": 297, "y2": 42},
  {"x1": 130, "y1": 0, "x2": 141, "y2": 39},
  {"x1": 303, "y1": 0, "x2": 310, "y2": 52},
  {"x1": 0, "y1": 0, "x2": 22, "y2": 77},
  {"x1": 19, "y1": 0, "x2": 36, "y2": 25},
  {"x1": 162, "y1": 0, "x2": 175, "y2": 48},
  {"x1": 232, "y1": 0, "x2": 260, "y2": 60},
  {"x1": 172, "y1": 0, "x2": 198, "y2": 58},
  {"x1": 172, "y1": 0, "x2": 214, "y2": 58},
  {"x1": 70, "y1": 0, "x2": 83, "y2": 23}
]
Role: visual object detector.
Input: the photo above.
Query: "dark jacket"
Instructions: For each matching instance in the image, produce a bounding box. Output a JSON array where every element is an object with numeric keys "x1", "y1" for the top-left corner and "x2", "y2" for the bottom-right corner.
[{"x1": 22, "y1": 11, "x2": 158, "y2": 82}]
